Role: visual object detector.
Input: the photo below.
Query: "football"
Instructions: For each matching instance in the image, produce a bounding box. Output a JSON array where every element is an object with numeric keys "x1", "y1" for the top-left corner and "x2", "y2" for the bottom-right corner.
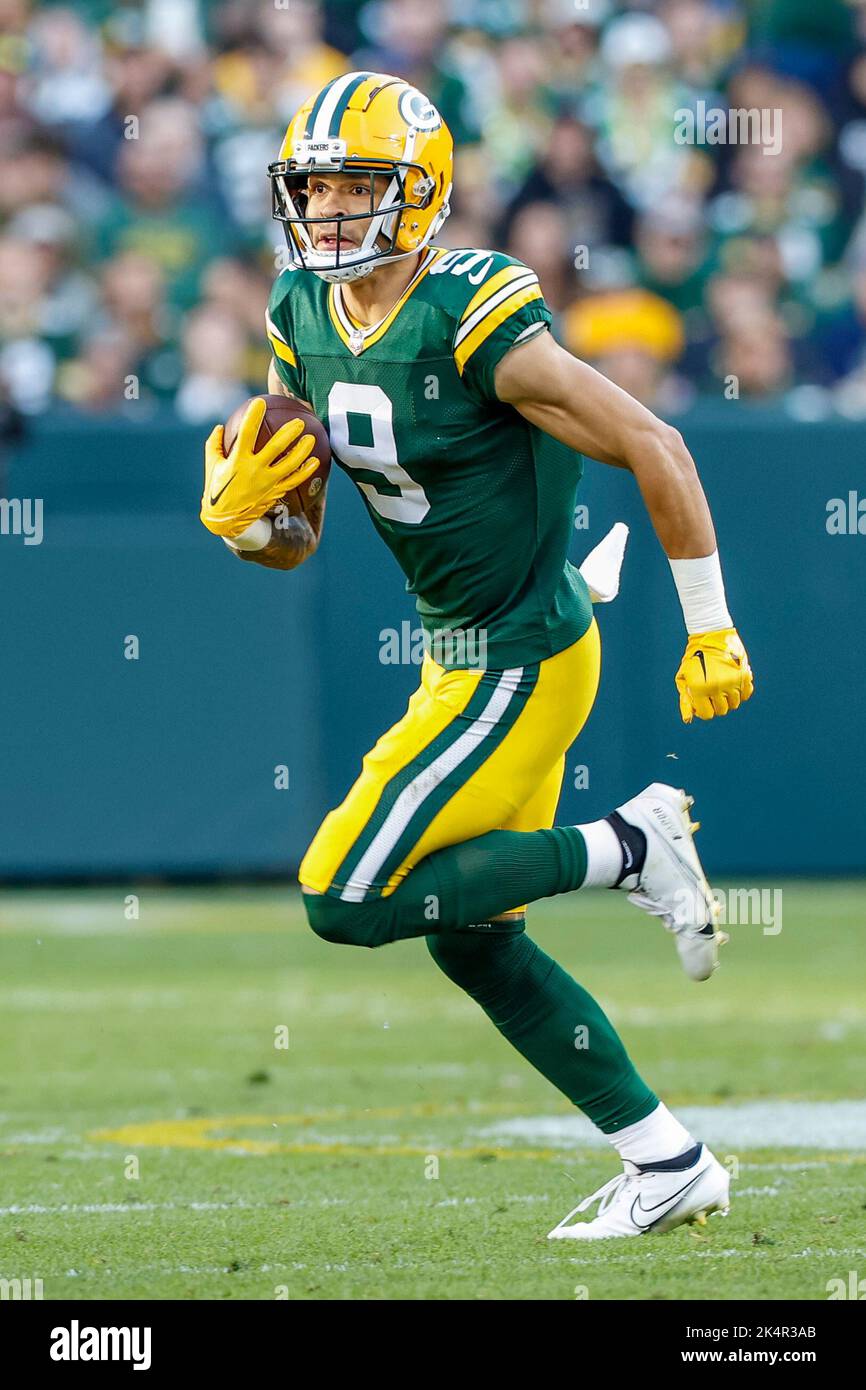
[{"x1": 223, "y1": 393, "x2": 331, "y2": 518}]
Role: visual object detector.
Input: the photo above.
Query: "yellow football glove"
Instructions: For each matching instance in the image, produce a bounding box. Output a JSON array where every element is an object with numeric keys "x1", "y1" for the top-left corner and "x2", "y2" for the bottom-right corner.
[
  {"x1": 201, "y1": 397, "x2": 321, "y2": 538},
  {"x1": 675, "y1": 627, "x2": 754, "y2": 723}
]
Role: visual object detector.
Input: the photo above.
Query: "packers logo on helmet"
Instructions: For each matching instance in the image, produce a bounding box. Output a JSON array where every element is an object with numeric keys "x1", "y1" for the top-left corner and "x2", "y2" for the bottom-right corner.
[
  {"x1": 397, "y1": 87, "x2": 442, "y2": 132},
  {"x1": 268, "y1": 71, "x2": 453, "y2": 284}
]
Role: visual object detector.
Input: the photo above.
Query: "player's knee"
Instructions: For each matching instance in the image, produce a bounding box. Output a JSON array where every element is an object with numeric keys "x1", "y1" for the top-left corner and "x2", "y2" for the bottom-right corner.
[
  {"x1": 304, "y1": 892, "x2": 357, "y2": 944},
  {"x1": 427, "y1": 931, "x2": 468, "y2": 975},
  {"x1": 427, "y1": 923, "x2": 529, "y2": 990},
  {"x1": 303, "y1": 892, "x2": 389, "y2": 948},
  {"x1": 426, "y1": 930, "x2": 496, "y2": 987}
]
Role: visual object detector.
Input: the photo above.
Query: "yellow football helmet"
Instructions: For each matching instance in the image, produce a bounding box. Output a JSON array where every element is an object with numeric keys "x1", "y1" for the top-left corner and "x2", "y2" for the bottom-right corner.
[{"x1": 268, "y1": 71, "x2": 453, "y2": 283}]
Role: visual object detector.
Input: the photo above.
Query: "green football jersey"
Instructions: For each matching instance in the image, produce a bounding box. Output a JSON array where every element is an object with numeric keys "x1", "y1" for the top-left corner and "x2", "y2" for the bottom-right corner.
[{"x1": 266, "y1": 245, "x2": 593, "y2": 670}]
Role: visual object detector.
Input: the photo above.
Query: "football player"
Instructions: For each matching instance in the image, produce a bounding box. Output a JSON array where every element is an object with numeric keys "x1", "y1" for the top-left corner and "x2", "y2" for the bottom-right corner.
[{"x1": 201, "y1": 73, "x2": 754, "y2": 1240}]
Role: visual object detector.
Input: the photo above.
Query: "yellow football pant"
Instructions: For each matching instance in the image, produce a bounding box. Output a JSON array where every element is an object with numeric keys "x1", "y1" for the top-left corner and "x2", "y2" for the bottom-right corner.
[{"x1": 299, "y1": 619, "x2": 601, "y2": 903}]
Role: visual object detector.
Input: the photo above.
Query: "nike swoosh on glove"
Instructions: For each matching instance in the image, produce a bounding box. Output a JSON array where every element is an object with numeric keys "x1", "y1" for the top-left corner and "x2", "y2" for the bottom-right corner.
[
  {"x1": 675, "y1": 627, "x2": 754, "y2": 723},
  {"x1": 201, "y1": 397, "x2": 321, "y2": 538}
]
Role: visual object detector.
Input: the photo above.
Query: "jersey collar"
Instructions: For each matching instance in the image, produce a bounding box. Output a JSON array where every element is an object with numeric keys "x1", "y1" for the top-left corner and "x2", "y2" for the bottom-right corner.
[{"x1": 328, "y1": 246, "x2": 446, "y2": 355}]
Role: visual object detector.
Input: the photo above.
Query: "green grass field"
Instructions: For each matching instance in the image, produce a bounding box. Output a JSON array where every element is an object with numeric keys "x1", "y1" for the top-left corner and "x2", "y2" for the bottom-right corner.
[{"x1": 1, "y1": 883, "x2": 864, "y2": 1301}]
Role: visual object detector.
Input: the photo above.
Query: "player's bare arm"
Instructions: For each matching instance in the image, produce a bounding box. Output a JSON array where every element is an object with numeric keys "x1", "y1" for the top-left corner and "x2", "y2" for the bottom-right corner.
[
  {"x1": 266, "y1": 358, "x2": 314, "y2": 411},
  {"x1": 495, "y1": 327, "x2": 715, "y2": 559},
  {"x1": 495, "y1": 328, "x2": 754, "y2": 722}
]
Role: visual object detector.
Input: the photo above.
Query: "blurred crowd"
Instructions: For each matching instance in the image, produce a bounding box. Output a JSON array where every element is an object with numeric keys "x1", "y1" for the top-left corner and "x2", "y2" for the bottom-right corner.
[{"x1": 2, "y1": 0, "x2": 866, "y2": 420}]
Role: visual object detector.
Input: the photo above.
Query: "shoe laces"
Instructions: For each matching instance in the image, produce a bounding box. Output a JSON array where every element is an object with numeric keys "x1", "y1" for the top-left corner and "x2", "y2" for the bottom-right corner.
[
  {"x1": 627, "y1": 889, "x2": 676, "y2": 932},
  {"x1": 561, "y1": 1166, "x2": 639, "y2": 1224}
]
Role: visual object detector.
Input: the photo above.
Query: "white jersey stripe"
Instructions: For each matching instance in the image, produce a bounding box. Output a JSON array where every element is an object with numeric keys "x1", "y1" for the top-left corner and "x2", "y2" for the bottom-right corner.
[
  {"x1": 510, "y1": 321, "x2": 548, "y2": 348},
  {"x1": 265, "y1": 311, "x2": 287, "y2": 344}
]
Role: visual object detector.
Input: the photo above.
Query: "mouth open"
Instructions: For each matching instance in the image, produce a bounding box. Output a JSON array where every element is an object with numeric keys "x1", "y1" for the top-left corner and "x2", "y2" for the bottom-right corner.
[{"x1": 316, "y1": 235, "x2": 358, "y2": 252}]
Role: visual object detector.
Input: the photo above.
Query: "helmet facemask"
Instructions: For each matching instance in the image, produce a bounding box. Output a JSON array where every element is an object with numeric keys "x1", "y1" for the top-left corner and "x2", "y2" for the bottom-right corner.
[{"x1": 269, "y1": 140, "x2": 450, "y2": 284}]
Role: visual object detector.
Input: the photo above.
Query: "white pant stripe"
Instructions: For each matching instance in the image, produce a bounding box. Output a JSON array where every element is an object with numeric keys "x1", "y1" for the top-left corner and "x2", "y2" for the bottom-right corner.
[{"x1": 339, "y1": 668, "x2": 525, "y2": 902}]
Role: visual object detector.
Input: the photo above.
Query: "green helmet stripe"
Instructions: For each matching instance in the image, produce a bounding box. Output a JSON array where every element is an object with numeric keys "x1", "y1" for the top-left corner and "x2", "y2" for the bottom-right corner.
[
  {"x1": 328, "y1": 71, "x2": 377, "y2": 139},
  {"x1": 304, "y1": 75, "x2": 342, "y2": 140}
]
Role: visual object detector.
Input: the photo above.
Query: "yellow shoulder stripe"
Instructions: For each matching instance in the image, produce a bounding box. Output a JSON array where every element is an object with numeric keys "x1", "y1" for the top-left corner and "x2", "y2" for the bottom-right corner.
[
  {"x1": 267, "y1": 332, "x2": 297, "y2": 368},
  {"x1": 265, "y1": 310, "x2": 298, "y2": 367},
  {"x1": 455, "y1": 282, "x2": 543, "y2": 376},
  {"x1": 458, "y1": 263, "x2": 537, "y2": 328}
]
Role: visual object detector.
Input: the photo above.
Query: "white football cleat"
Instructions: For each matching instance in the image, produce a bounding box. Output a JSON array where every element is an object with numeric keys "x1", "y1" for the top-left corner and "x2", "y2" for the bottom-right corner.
[
  {"x1": 548, "y1": 1142, "x2": 730, "y2": 1241},
  {"x1": 614, "y1": 782, "x2": 726, "y2": 981}
]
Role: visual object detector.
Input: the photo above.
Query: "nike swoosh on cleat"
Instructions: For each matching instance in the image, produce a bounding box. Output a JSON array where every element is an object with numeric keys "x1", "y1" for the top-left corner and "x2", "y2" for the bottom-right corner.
[
  {"x1": 630, "y1": 1173, "x2": 703, "y2": 1230},
  {"x1": 209, "y1": 476, "x2": 235, "y2": 505}
]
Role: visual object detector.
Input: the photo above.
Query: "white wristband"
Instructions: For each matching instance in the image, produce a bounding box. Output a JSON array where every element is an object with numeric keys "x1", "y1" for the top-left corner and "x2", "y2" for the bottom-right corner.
[
  {"x1": 222, "y1": 517, "x2": 273, "y2": 552},
  {"x1": 668, "y1": 551, "x2": 732, "y2": 635}
]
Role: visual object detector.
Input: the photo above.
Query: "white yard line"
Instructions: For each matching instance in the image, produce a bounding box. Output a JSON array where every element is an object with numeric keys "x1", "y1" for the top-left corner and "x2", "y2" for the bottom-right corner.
[
  {"x1": 0, "y1": 1200, "x2": 274, "y2": 1215},
  {"x1": 0, "y1": 1192, "x2": 553, "y2": 1218}
]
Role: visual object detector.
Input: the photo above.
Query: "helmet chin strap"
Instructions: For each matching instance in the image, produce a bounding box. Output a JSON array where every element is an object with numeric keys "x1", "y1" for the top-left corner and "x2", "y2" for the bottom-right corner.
[{"x1": 312, "y1": 258, "x2": 378, "y2": 285}]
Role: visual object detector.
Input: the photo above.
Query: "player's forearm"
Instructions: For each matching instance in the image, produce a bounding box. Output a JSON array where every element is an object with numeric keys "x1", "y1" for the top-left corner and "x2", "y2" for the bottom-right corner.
[
  {"x1": 545, "y1": 359, "x2": 733, "y2": 630},
  {"x1": 230, "y1": 512, "x2": 319, "y2": 570},
  {"x1": 228, "y1": 484, "x2": 326, "y2": 570},
  {"x1": 606, "y1": 422, "x2": 736, "y2": 635},
  {"x1": 524, "y1": 390, "x2": 716, "y2": 557},
  {"x1": 627, "y1": 425, "x2": 716, "y2": 560}
]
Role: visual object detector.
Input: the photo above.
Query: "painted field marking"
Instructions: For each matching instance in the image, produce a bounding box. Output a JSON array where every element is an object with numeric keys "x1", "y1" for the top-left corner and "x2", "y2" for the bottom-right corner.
[{"x1": 88, "y1": 1099, "x2": 866, "y2": 1162}]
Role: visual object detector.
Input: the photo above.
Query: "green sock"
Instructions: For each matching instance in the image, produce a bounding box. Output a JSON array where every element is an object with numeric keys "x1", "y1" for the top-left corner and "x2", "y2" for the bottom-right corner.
[
  {"x1": 420, "y1": 824, "x2": 588, "y2": 931},
  {"x1": 427, "y1": 928, "x2": 657, "y2": 1132},
  {"x1": 304, "y1": 828, "x2": 657, "y2": 1132}
]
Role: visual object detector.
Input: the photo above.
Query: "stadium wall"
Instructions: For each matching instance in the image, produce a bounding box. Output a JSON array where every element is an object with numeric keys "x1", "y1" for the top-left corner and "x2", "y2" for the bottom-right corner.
[{"x1": 1, "y1": 408, "x2": 864, "y2": 879}]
